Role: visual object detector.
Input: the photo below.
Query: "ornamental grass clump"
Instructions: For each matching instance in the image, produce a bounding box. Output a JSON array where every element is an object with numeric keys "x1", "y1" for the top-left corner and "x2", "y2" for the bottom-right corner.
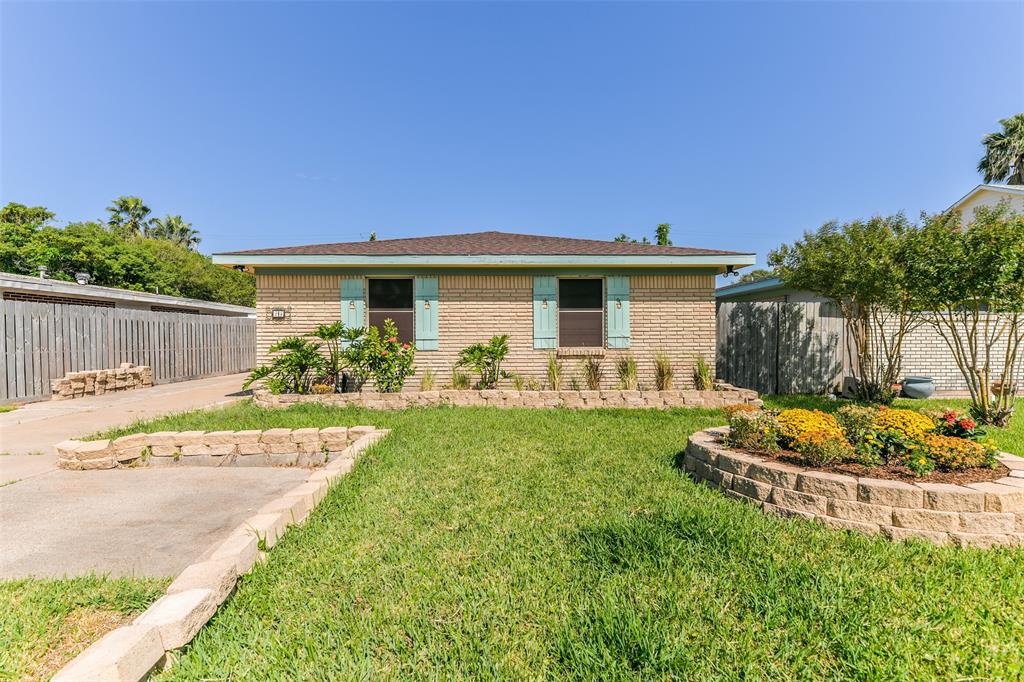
[{"x1": 616, "y1": 355, "x2": 638, "y2": 390}]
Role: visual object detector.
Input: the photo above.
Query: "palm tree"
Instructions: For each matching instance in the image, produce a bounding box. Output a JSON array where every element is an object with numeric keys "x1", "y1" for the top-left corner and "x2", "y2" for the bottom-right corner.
[
  {"x1": 148, "y1": 214, "x2": 201, "y2": 250},
  {"x1": 106, "y1": 196, "x2": 152, "y2": 236},
  {"x1": 978, "y1": 114, "x2": 1024, "y2": 185}
]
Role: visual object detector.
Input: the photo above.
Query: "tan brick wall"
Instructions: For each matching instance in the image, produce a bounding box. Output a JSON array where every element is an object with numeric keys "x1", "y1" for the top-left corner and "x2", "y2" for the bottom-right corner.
[
  {"x1": 885, "y1": 314, "x2": 1024, "y2": 392},
  {"x1": 256, "y1": 271, "x2": 717, "y2": 390}
]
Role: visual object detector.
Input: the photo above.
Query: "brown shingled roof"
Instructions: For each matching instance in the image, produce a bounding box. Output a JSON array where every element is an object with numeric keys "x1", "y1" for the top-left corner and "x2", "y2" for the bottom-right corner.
[{"x1": 217, "y1": 231, "x2": 748, "y2": 257}]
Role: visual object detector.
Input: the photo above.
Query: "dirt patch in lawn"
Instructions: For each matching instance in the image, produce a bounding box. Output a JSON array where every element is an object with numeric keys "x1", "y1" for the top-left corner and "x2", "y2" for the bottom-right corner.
[{"x1": 27, "y1": 608, "x2": 133, "y2": 681}]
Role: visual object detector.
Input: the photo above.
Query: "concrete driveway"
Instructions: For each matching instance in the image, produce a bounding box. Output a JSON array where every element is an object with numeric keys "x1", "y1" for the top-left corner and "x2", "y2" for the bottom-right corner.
[
  {"x1": 0, "y1": 373, "x2": 249, "y2": 484},
  {"x1": 0, "y1": 466, "x2": 309, "y2": 578}
]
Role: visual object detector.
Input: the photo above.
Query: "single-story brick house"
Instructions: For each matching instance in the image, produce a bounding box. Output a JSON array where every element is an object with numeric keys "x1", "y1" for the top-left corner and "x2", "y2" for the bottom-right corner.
[{"x1": 213, "y1": 231, "x2": 754, "y2": 389}]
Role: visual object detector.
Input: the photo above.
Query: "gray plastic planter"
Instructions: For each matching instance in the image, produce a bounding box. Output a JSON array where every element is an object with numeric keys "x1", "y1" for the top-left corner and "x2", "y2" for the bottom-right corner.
[{"x1": 902, "y1": 376, "x2": 936, "y2": 399}]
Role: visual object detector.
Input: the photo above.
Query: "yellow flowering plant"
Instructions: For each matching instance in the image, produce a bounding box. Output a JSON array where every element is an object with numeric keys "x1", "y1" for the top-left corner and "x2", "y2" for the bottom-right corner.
[
  {"x1": 873, "y1": 407, "x2": 936, "y2": 441},
  {"x1": 922, "y1": 434, "x2": 993, "y2": 471},
  {"x1": 776, "y1": 409, "x2": 844, "y2": 447}
]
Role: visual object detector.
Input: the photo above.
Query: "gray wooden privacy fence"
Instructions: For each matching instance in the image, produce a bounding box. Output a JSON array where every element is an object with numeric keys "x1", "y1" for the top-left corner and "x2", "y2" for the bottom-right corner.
[
  {"x1": 1, "y1": 299, "x2": 255, "y2": 403},
  {"x1": 717, "y1": 301, "x2": 851, "y2": 395}
]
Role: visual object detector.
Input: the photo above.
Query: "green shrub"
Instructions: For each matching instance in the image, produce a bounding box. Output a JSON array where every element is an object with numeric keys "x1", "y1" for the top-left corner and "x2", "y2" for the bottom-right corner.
[
  {"x1": 341, "y1": 319, "x2": 416, "y2": 393},
  {"x1": 835, "y1": 405, "x2": 879, "y2": 460},
  {"x1": 726, "y1": 411, "x2": 780, "y2": 453},
  {"x1": 791, "y1": 430, "x2": 855, "y2": 467}
]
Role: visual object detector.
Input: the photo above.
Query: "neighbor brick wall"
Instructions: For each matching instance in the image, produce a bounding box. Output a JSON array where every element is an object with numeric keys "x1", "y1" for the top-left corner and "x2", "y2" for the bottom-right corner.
[
  {"x1": 255, "y1": 271, "x2": 717, "y2": 390},
  {"x1": 885, "y1": 314, "x2": 1023, "y2": 392}
]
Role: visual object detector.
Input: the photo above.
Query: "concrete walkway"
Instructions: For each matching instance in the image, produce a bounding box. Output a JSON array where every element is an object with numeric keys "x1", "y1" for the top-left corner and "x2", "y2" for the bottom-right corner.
[
  {"x1": 0, "y1": 466, "x2": 309, "y2": 578},
  {"x1": 0, "y1": 373, "x2": 249, "y2": 484}
]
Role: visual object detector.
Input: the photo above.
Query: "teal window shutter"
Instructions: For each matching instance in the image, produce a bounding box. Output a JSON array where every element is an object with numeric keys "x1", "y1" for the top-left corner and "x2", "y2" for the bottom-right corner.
[
  {"x1": 606, "y1": 275, "x2": 630, "y2": 348},
  {"x1": 533, "y1": 276, "x2": 557, "y2": 349},
  {"x1": 414, "y1": 276, "x2": 439, "y2": 351},
  {"x1": 340, "y1": 278, "x2": 365, "y2": 347}
]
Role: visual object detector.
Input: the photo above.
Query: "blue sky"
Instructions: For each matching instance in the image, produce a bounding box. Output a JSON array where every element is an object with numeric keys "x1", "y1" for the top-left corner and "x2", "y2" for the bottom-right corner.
[{"x1": 2, "y1": 1, "x2": 1022, "y2": 270}]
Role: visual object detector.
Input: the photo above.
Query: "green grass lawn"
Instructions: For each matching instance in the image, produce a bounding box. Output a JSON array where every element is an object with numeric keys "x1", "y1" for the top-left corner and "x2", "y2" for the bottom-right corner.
[
  {"x1": 79, "y1": 400, "x2": 1024, "y2": 679},
  {"x1": 0, "y1": 577, "x2": 166, "y2": 680}
]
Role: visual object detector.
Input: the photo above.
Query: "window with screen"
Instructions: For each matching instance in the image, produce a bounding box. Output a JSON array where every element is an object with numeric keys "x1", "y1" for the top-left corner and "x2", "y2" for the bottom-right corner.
[
  {"x1": 558, "y1": 278, "x2": 603, "y2": 347},
  {"x1": 368, "y1": 278, "x2": 414, "y2": 343}
]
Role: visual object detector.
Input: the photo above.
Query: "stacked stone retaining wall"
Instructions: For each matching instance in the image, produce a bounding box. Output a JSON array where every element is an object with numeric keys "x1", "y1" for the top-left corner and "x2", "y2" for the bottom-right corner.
[
  {"x1": 56, "y1": 426, "x2": 379, "y2": 470},
  {"x1": 254, "y1": 384, "x2": 761, "y2": 410},
  {"x1": 684, "y1": 427, "x2": 1024, "y2": 548}
]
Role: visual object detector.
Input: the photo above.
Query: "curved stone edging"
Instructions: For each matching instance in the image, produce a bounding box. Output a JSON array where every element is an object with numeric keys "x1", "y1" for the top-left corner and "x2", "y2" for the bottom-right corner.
[
  {"x1": 52, "y1": 429, "x2": 389, "y2": 681},
  {"x1": 254, "y1": 384, "x2": 762, "y2": 411},
  {"x1": 55, "y1": 426, "x2": 380, "y2": 470},
  {"x1": 684, "y1": 427, "x2": 1024, "y2": 548}
]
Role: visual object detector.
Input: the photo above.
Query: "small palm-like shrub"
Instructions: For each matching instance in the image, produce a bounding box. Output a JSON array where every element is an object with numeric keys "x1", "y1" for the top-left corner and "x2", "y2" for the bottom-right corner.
[
  {"x1": 243, "y1": 336, "x2": 326, "y2": 394},
  {"x1": 456, "y1": 335, "x2": 510, "y2": 389}
]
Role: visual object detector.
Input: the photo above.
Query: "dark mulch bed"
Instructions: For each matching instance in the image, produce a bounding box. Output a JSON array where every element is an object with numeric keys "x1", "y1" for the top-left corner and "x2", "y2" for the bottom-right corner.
[{"x1": 721, "y1": 438, "x2": 1009, "y2": 485}]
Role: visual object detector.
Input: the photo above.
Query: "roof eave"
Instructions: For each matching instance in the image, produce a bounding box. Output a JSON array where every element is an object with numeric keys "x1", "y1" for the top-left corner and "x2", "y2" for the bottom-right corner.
[
  {"x1": 212, "y1": 253, "x2": 757, "y2": 269},
  {"x1": 946, "y1": 184, "x2": 1024, "y2": 212}
]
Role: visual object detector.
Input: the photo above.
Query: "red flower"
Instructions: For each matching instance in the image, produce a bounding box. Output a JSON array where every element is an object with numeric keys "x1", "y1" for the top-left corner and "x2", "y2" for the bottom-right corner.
[
  {"x1": 388, "y1": 336, "x2": 398, "y2": 343},
  {"x1": 944, "y1": 411, "x2": 957, "y2": 425},
  {"x1": 959, "y1": 418, "x2": 976, "y2": 430},
  {"x1": 381, "y1": 350, "x2": 389, "y2": 357},
  {"x1": 401, "y1": 343, "x2": 410, "y2": 350}
]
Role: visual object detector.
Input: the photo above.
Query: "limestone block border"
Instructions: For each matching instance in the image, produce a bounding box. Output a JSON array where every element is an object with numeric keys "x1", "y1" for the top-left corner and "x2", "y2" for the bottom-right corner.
[
  {"x1": 55, "y1": 425, "x2": 378, "y2": 470},
  {"x1": 253, "y1": 384, "x2": 762, "y2": 411},
  {"x1": 53, "y1": 428, "x2": 390, "y2": 681},
  {"x1": 51, "y1": 362, "x2": 153, "y2": 400},
  {"x1": 683, "y1": 427, "x2": 1024, "y2": 549}
]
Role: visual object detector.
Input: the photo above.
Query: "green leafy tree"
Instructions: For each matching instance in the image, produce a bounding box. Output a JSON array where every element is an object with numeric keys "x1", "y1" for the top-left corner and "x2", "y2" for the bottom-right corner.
[
  {"x1": 737, "y1": 268, "x2": 775, "y2": 284},
  {"x1": 613, "y1": 223, "x2": 672, "y2": 245},
  {"x1": 148, "y1": 214, "x2": 201, "y2": 250},
  {"x1": 655, "y1": 223, "x2": 672, "y2": 246},
  {"x1": 0, "y1": 203, "x2": 55, "y2": 273},
  {"x1": 456, "y1": 335, "x2": 510, "y2": 388},
  {"x1": 978, "y1": 113, "x2": 1024, "y2": 184},
  {"x1": 106, "y1": 196, "x2": 152, "y2": 236},
  {"x1": 769, "y1": 215, "x2": 918, "y2": 403},
  {"x1": 904, "y1": 206, "x2": 1024, "y2": 425},
  {"x1": 0, "y1": 202, "x2": 255, "y2": 306}
]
